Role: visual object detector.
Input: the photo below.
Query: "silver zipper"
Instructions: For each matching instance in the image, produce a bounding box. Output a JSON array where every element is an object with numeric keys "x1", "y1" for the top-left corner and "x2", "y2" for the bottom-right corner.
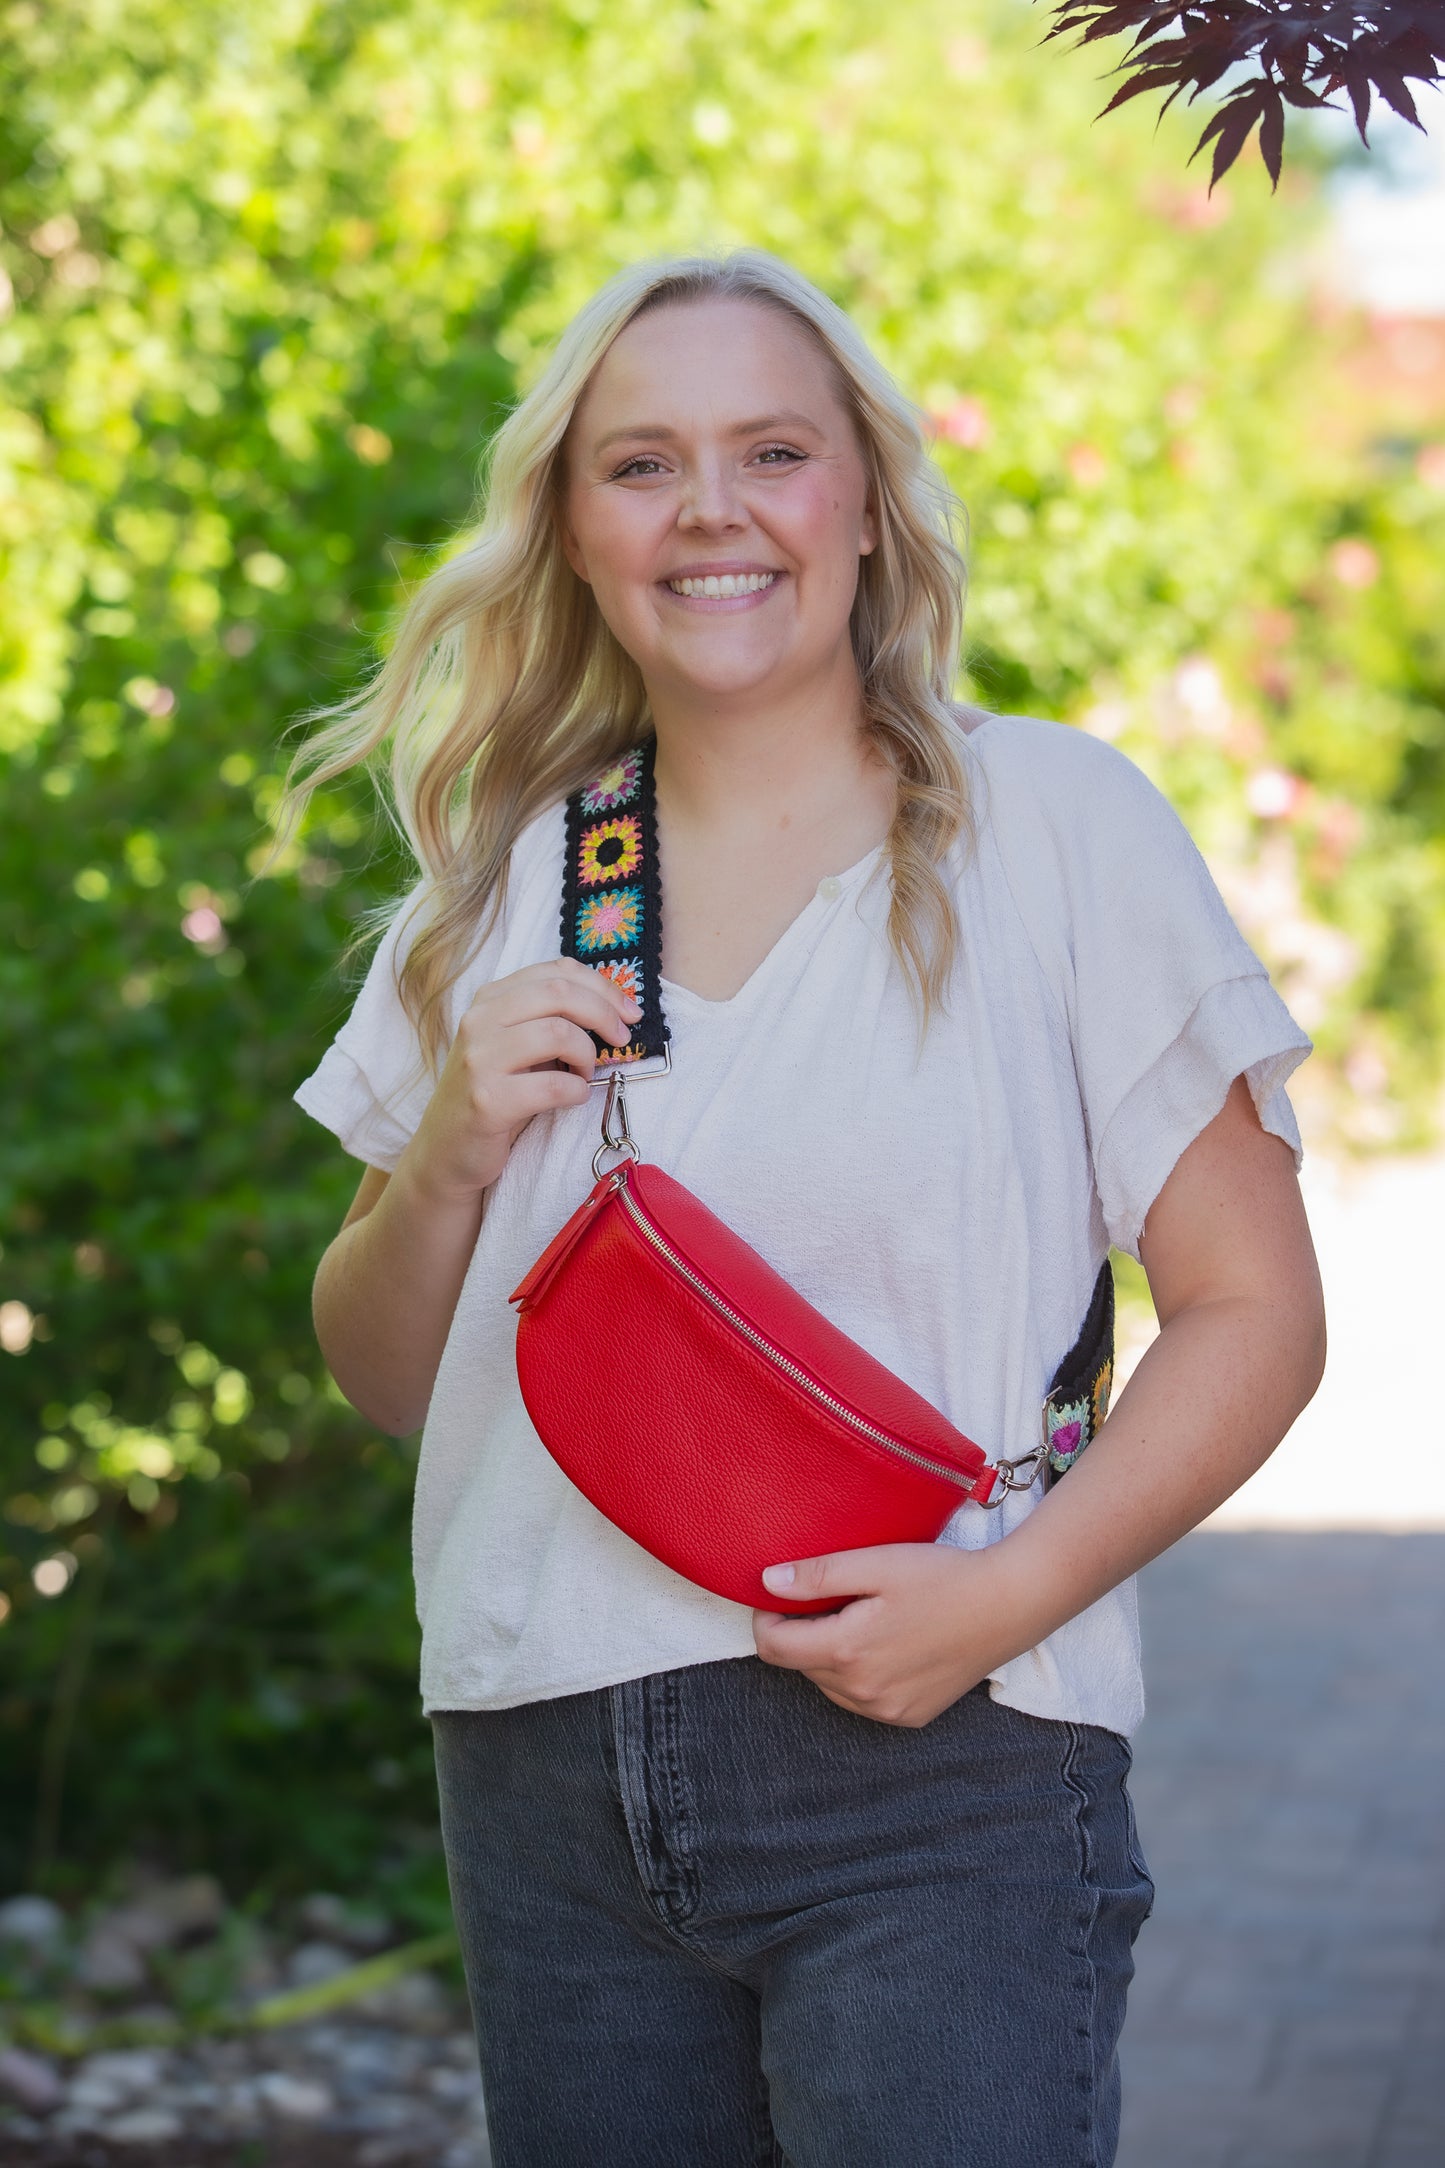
[{"x1": 613, "y1": 1177, "x2": 978, "y2": 1492}]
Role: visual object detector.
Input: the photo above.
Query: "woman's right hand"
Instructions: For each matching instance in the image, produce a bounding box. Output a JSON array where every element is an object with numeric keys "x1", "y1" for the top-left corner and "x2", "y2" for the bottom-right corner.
[{"x1": 400, "y1": 958, "x2": 642, "y2": 1207}]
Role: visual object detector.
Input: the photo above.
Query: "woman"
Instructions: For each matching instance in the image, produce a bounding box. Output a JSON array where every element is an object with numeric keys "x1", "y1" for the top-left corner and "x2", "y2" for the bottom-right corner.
[{"x1": 288, "y1": 250, "x2": 1325, "y2": 2167}]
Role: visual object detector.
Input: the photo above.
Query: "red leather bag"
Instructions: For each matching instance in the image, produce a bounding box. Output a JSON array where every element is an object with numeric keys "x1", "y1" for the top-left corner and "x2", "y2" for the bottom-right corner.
[{"x1": 509, "y1": 1139, "x2": 1002, "y2": 1618}]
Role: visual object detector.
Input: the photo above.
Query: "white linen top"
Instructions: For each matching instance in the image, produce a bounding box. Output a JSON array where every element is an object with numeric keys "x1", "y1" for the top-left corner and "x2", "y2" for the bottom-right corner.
[{"x1": 294, "y1": 715, "x2": 1311, "y2": 1736}]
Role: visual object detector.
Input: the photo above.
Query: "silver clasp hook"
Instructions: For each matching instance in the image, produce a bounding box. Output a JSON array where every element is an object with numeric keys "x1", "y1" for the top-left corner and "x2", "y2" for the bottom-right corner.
[
  {"x1": 592, "y1": 1069, "x2": 643, "y2": 1181},
  {"x1": 977, "y1": 1445, "x2": 1048, "y2": 1508}
]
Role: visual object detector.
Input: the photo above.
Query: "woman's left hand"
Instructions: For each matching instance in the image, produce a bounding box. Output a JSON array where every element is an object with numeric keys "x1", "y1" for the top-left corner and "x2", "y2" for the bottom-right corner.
[{"x1": 752, "y1": 1541, "x2": 1036, "y2": 1728}]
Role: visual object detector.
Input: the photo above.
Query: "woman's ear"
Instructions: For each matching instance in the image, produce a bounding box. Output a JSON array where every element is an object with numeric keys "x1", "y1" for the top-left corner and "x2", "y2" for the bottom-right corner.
[
  {"x1": 856, "y1": 460, "x2": 879, "y2": 558},
  {"x1": 859, "y1": 497, "x2": 879, "y2": 558}
]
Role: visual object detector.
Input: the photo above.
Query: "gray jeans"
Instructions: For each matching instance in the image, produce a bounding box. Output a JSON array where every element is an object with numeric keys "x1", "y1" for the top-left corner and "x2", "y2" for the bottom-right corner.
[{"x1": 432, "y1": 1656, "x2": 1153, "y2": 2168}]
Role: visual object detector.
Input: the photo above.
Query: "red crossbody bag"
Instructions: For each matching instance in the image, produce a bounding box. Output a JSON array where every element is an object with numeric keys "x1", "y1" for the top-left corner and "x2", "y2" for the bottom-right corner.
[{"x1": 509, "y1": 742, "x2": 1113, "y2": 1616}]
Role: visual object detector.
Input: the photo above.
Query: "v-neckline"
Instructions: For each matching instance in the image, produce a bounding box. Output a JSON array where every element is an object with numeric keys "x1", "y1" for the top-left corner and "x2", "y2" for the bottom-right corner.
[{"x1": 658, "y1": 839, "x2": 887, "y2": 1014}]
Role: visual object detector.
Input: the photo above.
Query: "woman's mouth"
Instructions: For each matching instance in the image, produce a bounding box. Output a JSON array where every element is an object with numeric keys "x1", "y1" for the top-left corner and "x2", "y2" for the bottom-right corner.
[{"x1": 665, "y1": 570, "x2": 780, "y2": 599}]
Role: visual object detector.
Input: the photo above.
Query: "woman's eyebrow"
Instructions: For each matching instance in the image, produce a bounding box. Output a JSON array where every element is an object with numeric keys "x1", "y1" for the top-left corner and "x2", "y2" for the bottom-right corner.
[
  {"x1": 731, "y1": 411, "x2": 824, "y2": 439},
  {"x1": 591, "y1": 409, "x2": 825, "y2": 455}
]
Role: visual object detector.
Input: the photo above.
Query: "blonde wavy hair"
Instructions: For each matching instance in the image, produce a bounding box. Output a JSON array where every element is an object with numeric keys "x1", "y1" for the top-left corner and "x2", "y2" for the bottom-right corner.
[{"x1": 276, "y1": 249, "x2": 978, "y2": 1073}]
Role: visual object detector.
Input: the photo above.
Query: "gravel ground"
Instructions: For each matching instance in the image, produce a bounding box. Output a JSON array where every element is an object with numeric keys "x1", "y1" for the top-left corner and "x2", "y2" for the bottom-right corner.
[
  {"x1": 0, "y1": 2025, "x2": 490, "y2": 2168},
  {"x1": 0, "y1": 1887, "x2": 489, "y2": 2168},
  {"x1": 0, "y1": 2138, "x2": 455, "y2": 2167}
]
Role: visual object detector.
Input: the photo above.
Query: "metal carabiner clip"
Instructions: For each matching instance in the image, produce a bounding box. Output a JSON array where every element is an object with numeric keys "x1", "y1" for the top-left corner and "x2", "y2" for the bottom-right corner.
[
  {"x1": 977, "y1": 1444, "x2": 1048, "y2": 1509},
  {"x1": 592, "y1": 1069, "x2": 643, "y2": 1181}
]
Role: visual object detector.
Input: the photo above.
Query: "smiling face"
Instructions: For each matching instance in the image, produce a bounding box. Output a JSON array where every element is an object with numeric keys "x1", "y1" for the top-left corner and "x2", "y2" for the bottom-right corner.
[{"x1": 560, "y1": 295, "x2": 877, "y2": 711}]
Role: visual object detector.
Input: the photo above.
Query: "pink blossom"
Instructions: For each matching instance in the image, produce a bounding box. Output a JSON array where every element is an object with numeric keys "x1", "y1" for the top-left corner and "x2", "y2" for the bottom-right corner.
[
  {"x1": 181, "y1": 906, "x2": 225, "y2": 947},
  {"x1": 1328, "y1": 539, "x2": 1379, "y2": 590},
  {"x1": 935, "y1": 397, "x2": 989, "y2": 450},
  {"x1": 1246, "y1": 769, "x2": 1305, "y2": 822}
]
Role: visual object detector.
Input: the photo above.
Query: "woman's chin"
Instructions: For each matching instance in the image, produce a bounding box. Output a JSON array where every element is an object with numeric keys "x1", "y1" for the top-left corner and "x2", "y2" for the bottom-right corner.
[
  {"x1": 655, "y1": 666, "x2": 783, "y2": 706},
  {"x1": 650, "y1": 636, "x2": 819, "y2": 705}
]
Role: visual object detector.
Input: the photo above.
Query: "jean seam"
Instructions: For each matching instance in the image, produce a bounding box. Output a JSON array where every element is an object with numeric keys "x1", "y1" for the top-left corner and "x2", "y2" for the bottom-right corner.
[
  {"x1": 1115, "y1": 1734, "x2": 1154, "y2": 1903},
  {"x1": 612, "y1": 1676, "x2": 711, "y2": 1941},
  {"x1": 748, "y1": 2051, "x2": 786, "y2": 2168},
  {"x1": 1060, "y1": 1721, "x2": 1103, "y2": 2168},
  {"x1": 1123, "y1": 1784, "x2": 1155, "y2": 1918},
  {"x1": 657, "y1": 1668, "x2": 702, "y2": 1926}
]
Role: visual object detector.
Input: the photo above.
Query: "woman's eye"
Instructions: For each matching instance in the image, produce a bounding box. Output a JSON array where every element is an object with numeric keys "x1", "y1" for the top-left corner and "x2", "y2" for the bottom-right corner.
[
  {"x1": 755, "y1": 444, "x2": 805, "y2": 466},
  {"x1": 610, "y1": 455, "x2": 668, "y2": 479}
]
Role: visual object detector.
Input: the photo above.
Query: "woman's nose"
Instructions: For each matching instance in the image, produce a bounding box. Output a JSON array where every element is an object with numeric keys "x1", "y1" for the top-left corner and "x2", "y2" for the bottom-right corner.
[{"x1": 678, "y1": 460, "x2": 746, "y2": 531}]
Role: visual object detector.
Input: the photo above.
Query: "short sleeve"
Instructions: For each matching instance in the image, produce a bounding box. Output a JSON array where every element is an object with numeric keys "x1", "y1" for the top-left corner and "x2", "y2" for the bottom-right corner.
[
  {"x1": 293, "y1": 885, "x2": 437, "y2": 1171},
  {"x1": 981, "y1": 719, "x2": 1312, "y2": 1260}
]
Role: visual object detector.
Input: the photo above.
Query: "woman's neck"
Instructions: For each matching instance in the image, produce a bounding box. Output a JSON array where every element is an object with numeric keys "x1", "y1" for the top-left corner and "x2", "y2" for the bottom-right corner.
[
  {"x1": 643, "y1": 668, "x2": 900, "y2": 1003},
  {"x1": 648, "y1": 667, "x2": 894, "y2": 854}
]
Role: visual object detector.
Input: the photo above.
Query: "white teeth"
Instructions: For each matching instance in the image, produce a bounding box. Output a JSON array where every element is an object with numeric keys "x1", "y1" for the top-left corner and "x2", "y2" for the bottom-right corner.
[{"x1": 668, "y1": 572, "x2": 777, "y2": 598}]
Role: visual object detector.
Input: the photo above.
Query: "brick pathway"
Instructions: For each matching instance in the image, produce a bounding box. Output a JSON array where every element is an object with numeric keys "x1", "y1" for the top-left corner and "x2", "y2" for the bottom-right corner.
[{"x1": 1118, "y1": 1530, "x2": 1445, "y2": 2168}]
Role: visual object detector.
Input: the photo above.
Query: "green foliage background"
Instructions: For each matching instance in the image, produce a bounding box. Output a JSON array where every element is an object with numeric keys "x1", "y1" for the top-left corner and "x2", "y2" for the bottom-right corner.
[{"x1": 2, "y1": 0, "x2": 1442, "y2": 1907}]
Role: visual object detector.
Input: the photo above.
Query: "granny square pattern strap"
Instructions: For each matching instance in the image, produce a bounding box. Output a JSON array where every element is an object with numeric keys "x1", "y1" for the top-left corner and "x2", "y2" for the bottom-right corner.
[
  {"x1": 560, "y1": 741, "x2": 669, "y2": 1065},
  {"x1": 1042, "y1": 1260, "x2": 1114, "y2": 1484}
]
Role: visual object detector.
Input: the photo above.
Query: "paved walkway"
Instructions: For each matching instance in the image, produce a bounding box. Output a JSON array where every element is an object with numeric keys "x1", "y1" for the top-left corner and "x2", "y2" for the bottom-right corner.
[
  {"x1": 1116, "y1": 1147, "x2": 1445, "y2": 2166},
  {"x1": 1118, "y1": 1529, "x2": 1445, "y2": 2167}
]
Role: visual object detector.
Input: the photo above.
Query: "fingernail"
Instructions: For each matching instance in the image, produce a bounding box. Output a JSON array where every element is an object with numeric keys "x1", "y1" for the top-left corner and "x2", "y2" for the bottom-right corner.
[
  {"x1": 622, "y1": 999, "x2": 642, "y2": 1019},
  {"x1": 762, "y1": 1563, "x2": 795, "y2": 1592}
]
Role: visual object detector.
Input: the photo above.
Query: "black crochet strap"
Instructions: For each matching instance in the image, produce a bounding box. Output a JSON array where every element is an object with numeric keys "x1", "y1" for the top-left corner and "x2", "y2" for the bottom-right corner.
[
  {"x1": 1041, "y1": 1260, "x2": 1115, "y2": 1487},
  {"x1": 560, "y1": 740, "x2": 670, "y2": 1064}
]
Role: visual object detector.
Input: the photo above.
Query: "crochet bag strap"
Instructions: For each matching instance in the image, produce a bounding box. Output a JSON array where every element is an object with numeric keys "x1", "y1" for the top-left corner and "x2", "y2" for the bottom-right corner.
[
  {"x1": 557, "y1": 737, "x2": 1114, "y2": 1496},
  {"x1": 974, "y1": 1268, "x2": 1115, "y2": 1503},
  {"x1": 1038, "y1": 1259, "x2": 1115, "y2": 1493},
  {"x1": 560, "y1": 739, "x2": 670, "y2": 1067}
]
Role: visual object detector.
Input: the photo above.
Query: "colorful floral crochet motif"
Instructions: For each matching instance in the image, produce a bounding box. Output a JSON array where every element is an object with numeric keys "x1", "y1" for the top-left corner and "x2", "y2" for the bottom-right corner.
[
  {"x1": 560, "y1": 742, "x2": 667, "y2": 1060},
  {"x1": 576, "y1": 884, "x2": 642, "y2": 953},
  {"x1": 578, "y1": 815, "x2": 642, "y2": 887},
  {"x1": 580, "y1": 750, "x2": 643, "y2": 815},
  {"x1": 592, "y1": 957, "x2": 643, "y2": 1007},
  {"x1": 1039, "y1": 1259, "x2": 1115, "y2": 1483},
  {"x1": 1091, "y1": 1357, "x2": 1113, "y2": 1435},
  {"x1": 1045, "y1": 1398, "x2": 1091, "y2": 1474}
]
